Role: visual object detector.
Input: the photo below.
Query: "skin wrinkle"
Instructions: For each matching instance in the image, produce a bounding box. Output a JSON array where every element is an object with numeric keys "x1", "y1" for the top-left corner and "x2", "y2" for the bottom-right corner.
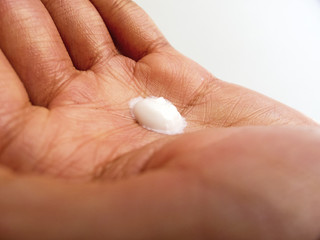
[
  {"x1": 0, "y1": 116, "x2": 27, "y2": 166},
  {"x1": 97, "y1": 58, "x2": 138, "y2": 94},
  {"x1": 265, "y1": 105, "x2": 301, "y2": 126},
  {"x1": 221, "y1": 96, "x2": 244, "y2": 127},
  {"x1": 91, "y1": 137, "x2": 131, "y2": 180},
  {"x1": 38, "y1": 62, "x2": 77, "y2": 107},
  {"x1": 94, "y1": 135, "x2": 171, "y2": 181},
  {"x1": 13, "y1": 110, "x2": 49, "y2": 165},
  {"x1": 136, "y1": 54, "x2": 175, "y2": 99},
  {"x1": 143, "y1": 135, "x2": 224, "y2": 172},
  {"x1": 74, "y1": 32, "x2": 118, "y2": 70},
  {"x1": 37, "y1": 138, "x2": 88, "y2": 177},
  {"x1": 181, "y1": 76, "x2": 219, "y2": 115},
  {"x1": 41, "y1": 0, "x2": 119, "y2": 71},
  {"x1": 29, "y1": 110, "x2": 63, "y2": 175},
  {"x1": 55, "y1": 146, "x2": 93, "y2": 179},
  {"x1": 123, "y1": 57, "x2": 140, "y2": 83},
  {"x1": 138, "y1": 52, "x2": 218, "y2": 116},
  {"x1": 141, "y1": 36, "x2": 171, "y2": 61},
  {"x1": 109, "y1": 0, "x2": 133, "y2": 19},
  {"x1": 54, "y1": 122, "x2": 136, "y2": 178},
  {"x1": 243, "y1": 105, "x2": 277, "y2": 122},
  {"x1": 89, "y1": 49, "x2": 121, "y2": 73},
  {"x1": 27, "y1": 58, "x2": 74, "y2": 106},
  {"x1": 86, "y1": 40, "x2": 119, "y2": 70},
  {"x1": 0, "y1": 104, "x2": 37, "y2": 158},
  {"x1": 106, "y1": 58, "x2": 144, "y2": 100},
  {"x1": 160, "y1": 56, "x2": 183, "y2": 99},
  {"x1": 133, "y1": 58, "x2": 156, "y2": 96},
  {"x1": 230, "y1": 105, "x2": 283, "y2": 127},
  {"x1": 48, "y1": 71, "x2": 100, "y2": 108}
]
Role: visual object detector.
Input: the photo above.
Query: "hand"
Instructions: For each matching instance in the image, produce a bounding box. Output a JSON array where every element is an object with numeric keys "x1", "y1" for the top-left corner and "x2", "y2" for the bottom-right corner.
[
  {"x1": 0, "y1": 0, "x2": 315, "y2": 179},
  {"x1": 0, "y1": 1, "x2": 319, "y2": 239}
]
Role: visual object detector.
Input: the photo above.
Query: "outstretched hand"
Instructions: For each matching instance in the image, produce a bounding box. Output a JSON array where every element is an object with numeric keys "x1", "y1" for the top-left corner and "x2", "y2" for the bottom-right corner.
[
  {"x1": 0, "y1": 0, "x2": 319, "y2": 239},
  {"x1": 0, "y1": 0, "x2": 315, "y2": 179}
]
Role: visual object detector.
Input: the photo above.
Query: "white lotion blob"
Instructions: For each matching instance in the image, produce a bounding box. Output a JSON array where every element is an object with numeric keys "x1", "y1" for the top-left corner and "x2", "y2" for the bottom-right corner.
[{"x1": 130, "y1": 97, "x2": 187, "y2": 135}]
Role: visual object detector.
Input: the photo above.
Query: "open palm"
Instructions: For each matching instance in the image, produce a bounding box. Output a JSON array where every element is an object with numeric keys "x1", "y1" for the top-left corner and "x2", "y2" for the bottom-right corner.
[{"x1": 0, "y1": 0, "x2": 314, "y2": 179}]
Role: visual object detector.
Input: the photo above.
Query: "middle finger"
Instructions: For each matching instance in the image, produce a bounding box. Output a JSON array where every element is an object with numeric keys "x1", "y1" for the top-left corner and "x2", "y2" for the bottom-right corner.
[
  {"x1": 0, "y1": 0, "x2": 75, "y2": 106},
  {"x1": 41, "y1": 0, "x2": 119, "y2": 71}
]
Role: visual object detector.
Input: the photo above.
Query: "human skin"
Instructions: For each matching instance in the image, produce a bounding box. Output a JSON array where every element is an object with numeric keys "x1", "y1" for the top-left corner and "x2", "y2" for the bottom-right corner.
[
  {"x1": 1, "y1": 127, "x2": 320, "y2": 239},
  {"x1": 0, "y1": 0, "x2": 319, "y2": 239}
]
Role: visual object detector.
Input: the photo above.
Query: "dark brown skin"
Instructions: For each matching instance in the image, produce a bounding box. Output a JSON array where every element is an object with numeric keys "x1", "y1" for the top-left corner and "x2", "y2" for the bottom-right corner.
[{"x1": 0, "y1": 0, "x2": 319, "y2": 239}]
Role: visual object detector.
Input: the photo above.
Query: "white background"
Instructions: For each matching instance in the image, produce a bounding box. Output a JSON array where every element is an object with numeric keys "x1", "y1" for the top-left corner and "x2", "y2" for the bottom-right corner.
[{"x1": 135, "y1": 0, "x2": 320, "y2": 123}]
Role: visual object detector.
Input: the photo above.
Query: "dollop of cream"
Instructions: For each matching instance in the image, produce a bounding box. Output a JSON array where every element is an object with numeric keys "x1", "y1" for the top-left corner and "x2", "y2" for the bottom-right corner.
[{"x1": 130, "y1": 97, "x2": 187, "y2": 135}]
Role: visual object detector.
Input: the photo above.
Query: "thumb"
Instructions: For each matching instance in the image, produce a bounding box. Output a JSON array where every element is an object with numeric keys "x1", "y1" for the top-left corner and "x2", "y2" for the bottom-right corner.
[{"x1": 0, "y1": 167, "x2": 200, "y2": 240}]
